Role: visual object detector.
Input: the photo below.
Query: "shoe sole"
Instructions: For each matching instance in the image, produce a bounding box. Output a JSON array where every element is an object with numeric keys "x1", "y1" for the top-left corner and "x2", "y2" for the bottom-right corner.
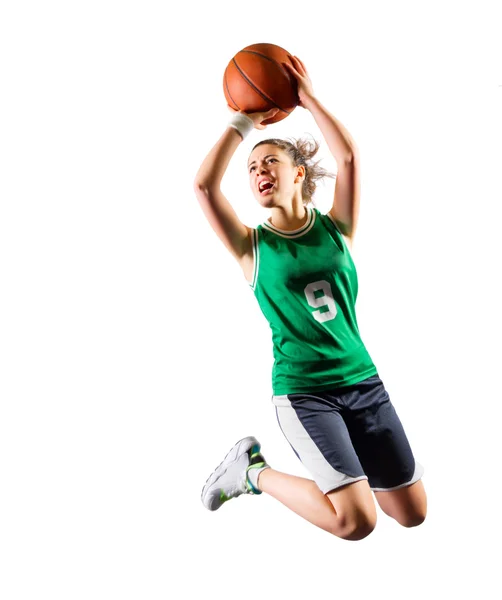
[{"x1": 201, "y1": 436, "x2": 260, "y2": 510}]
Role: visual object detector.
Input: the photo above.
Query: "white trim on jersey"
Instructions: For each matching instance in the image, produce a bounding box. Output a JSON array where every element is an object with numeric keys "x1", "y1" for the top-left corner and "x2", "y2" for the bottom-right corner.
[
  {"x1": 249, "y1": 228, "x2": 260, "y2": 291},
  {"x1": 262, "y1": 207, "x2": 316, "y2": 239},
  {"x1": 325, "y1": 212, "x2": 353, "y2": 257}
]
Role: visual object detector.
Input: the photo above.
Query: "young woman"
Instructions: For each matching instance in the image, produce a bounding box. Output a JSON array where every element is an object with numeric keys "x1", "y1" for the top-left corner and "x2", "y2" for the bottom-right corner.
[{"x1": 194, "y1": 56, "x2": 426, "y2": 541}]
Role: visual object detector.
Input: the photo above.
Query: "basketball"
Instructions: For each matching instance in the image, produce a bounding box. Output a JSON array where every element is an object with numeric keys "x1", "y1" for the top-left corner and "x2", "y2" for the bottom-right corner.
[{"x1": 223, "y1": 43, "x2": 299, "y2": 125}]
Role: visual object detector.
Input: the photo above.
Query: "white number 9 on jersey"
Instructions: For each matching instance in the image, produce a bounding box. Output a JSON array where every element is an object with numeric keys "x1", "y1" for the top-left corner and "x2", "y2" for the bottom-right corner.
[{"x1": 304, "y1": 280, "x2": 338, "y2": 323}]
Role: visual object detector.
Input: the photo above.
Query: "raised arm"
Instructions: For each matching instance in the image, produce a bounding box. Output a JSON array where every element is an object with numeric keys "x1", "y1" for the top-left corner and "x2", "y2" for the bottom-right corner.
[
  {"x1": 193, "y1": 108, "x2": 279, "y2": 262},
  {"x1": 284, "y1": 57, "x2": 360, "y2": 244}
]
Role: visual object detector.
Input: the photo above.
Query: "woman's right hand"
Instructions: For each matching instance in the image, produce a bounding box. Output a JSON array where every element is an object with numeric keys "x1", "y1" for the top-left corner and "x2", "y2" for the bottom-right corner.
[{"x1": 228, "y1": 106, "x2": 279, "y2": 130}]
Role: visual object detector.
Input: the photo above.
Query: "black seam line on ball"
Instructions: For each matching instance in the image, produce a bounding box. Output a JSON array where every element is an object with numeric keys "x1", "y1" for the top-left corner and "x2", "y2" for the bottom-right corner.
[
  {"x1": 241, "y1": 50, "x2": 295, "y2": 106},
  {"x1": 241, "y1": 50, "x2": 286, "y2": 67},
  {"x1": 232, "y1": 58, "x2": 290, "y2": 114},
  {"x1": 225, "y1": 72, "x2": 240, "y2": 110}
]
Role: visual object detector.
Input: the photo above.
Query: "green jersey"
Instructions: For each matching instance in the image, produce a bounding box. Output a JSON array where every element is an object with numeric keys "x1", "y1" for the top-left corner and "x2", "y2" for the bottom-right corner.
[{"x1": 249, "y1": 207, "x2": 377, "y2": 395}]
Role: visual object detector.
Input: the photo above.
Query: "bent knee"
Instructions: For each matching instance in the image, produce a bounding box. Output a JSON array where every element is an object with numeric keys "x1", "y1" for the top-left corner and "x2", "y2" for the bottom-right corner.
[
  {"x1": 398, "y1": 510, "x2": 427, "y2": 528},
  {"x1": 335, "y1": 513, "x2": 377, "y2": 541}
]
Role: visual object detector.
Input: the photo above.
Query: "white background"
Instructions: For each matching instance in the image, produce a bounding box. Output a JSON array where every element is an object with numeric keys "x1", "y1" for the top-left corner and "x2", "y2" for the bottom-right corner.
[{"x1": 1, "y1": 1, "x2": 501, "y2": 598}]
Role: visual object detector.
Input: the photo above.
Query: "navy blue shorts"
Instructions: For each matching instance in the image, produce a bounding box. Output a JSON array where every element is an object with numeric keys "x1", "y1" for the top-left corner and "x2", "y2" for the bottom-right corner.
[{"x1": 272, "y1": 375, "x2": 424, "y2": 494}]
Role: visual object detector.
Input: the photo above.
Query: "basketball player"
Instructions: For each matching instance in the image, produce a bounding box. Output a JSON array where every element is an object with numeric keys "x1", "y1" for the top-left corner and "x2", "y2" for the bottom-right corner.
[{"x1": 194, "y1": 55, "x2": 426, "y2": 540}]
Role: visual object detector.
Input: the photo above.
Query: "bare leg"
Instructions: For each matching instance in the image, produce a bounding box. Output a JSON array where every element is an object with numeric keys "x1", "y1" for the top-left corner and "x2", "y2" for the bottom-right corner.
[
  {"x1": 258, "y1": 468, "x2": 376, "y2": 541},
  {"x1": 374, "y1": 480, "x2": 427, "y2": 527}
]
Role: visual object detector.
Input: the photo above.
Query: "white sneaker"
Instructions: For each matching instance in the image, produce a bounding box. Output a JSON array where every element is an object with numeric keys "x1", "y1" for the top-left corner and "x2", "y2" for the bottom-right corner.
[{"x1": 201, "y1": 436, "x2": 264, "y2": 511}]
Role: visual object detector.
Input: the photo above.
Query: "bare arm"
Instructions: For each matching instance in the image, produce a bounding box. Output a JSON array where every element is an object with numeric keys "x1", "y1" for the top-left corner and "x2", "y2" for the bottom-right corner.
[
  {"x1": 193, "y1": 108, "x2": 279, "y2": 261},
  {"x1": 305, "y1": 97, "x2": 360, "y2": 243},
  {"x1": 194, "y1": 127, "x2": 250, "y2": 260},
  {"x1": 284, "y1": 57, "x2": 360, "y2": 244}
]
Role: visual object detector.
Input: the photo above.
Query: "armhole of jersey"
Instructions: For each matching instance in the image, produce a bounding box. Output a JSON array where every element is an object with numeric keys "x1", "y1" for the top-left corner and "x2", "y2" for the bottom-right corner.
[
  {"x1": 325, "y1": 212, "x2": 354, "y2": 255},
  {"x1": 248, "y1": 228, "x2": 260, "y2": 291}
]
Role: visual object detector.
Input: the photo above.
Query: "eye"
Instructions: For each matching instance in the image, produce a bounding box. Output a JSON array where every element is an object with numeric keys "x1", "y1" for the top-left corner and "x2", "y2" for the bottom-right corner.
[{"x1": 249, "y1": 166, "x2": 256, "y2": 173}]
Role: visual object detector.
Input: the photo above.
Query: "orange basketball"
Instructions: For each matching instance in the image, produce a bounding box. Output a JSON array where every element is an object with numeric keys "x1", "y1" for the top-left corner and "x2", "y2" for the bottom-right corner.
[{"x1": 223, "y1": 43, "x2": 299, "y2": 125}]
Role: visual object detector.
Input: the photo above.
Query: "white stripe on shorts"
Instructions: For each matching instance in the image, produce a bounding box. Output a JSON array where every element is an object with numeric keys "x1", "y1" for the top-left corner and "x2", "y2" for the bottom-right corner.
[
  {"x1": 273, "y1": 395, "x2": 368, "y2": 494},
  {"x1": 370, "y1": 462, "x2": 425, "y2": 492}
]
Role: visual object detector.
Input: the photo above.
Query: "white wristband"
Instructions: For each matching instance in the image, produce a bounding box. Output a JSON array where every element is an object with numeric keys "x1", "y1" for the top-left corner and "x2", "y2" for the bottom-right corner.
[{"x1": 228, "y1": 113, "x2": 254, "y2": 140}]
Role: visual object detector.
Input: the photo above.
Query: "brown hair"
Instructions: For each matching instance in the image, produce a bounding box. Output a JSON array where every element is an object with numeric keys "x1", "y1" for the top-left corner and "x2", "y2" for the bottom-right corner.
[{"x1": 251, "y1": 136, "x2": 335, "y2": 205}]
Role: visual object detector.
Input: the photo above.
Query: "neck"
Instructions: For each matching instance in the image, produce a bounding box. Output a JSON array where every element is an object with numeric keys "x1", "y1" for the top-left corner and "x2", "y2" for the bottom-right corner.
[{"x1": 269, "y1": 199, "x2": 308, "y2": 231}]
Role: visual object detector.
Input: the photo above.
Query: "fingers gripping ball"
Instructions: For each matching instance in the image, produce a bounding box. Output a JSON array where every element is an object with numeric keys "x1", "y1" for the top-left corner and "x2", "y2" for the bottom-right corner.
[{"x1": 223, "y1": 43, "x2": 299, "y2": 124}]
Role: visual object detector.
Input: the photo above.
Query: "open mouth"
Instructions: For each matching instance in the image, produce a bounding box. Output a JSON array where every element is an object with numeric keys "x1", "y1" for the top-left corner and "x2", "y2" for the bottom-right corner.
[{"x1": 258, "y1": 181, "x2": 275, "y2": 195}]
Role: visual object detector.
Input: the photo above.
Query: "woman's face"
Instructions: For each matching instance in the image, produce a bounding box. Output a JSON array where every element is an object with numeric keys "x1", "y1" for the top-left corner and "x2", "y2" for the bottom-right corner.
[{"x1": 247, "y1": 144, "x2": 302, "y2": 207}]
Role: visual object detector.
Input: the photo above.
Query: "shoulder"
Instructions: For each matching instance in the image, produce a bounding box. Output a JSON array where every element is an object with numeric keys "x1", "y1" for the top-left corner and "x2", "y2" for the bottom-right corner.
[{"x1": 318, "y1": 209, "x2": 354, "y2": 250}]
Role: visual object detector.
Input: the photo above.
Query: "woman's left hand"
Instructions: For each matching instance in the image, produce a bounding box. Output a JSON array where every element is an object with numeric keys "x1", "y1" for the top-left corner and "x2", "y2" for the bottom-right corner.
[{"x1": 283, "y1": 55, "x2": 316, "y2": 108}]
